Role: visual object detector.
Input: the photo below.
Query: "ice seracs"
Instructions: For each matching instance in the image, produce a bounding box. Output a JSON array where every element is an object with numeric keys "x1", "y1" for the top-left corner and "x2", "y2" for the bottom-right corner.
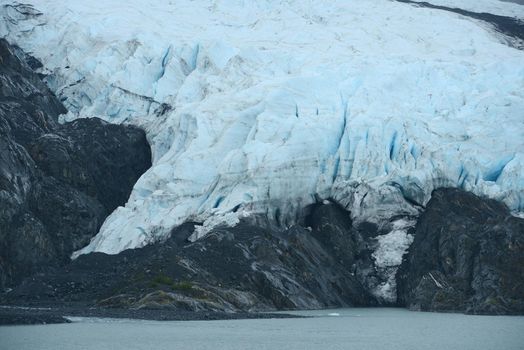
[
  {"x1": 1, "y1": 0, "x2": 523, "y2": 256},
  {"x1": 371, "y1": 219, "x2": 415, "y2": 302}
]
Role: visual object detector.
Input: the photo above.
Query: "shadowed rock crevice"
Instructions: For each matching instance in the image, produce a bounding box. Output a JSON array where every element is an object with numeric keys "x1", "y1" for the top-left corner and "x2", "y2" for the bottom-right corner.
[{"x1": 0, "y1": 39, "x2": 152, "y2": 289}]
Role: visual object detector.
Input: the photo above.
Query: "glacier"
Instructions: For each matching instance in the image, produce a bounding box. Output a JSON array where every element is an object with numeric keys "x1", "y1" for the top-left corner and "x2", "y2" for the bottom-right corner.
[{"x1": 1, "y1": 0, "x2": 523, "y2": 257}]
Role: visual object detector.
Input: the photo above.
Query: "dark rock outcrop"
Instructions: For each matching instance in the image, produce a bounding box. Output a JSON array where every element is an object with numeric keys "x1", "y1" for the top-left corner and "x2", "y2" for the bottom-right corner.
[
  {"x1": 397, "y1": 188, "x2": 524, "y2": 315},
  {"x1": 395, "y1": 0, "x2": 524, "y2": 49},
  {"x1": 1, "y1": 204, "x2": 377, "y2": 312},
  {"x1": 0, "y1": 39, "x2": 151, "y2": 289}
]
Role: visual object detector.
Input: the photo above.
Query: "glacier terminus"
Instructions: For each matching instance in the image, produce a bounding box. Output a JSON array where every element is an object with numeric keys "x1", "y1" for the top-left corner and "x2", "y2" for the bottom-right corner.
[{"x1": 1, "y1": 0, "x2": 523, "y2": 262}]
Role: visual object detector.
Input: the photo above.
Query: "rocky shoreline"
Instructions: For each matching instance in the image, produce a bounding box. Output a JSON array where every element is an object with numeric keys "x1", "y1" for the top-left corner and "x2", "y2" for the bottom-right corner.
[
  {"x1": 2, "y1": 188, "x2": 522, "y2": 322},
  {"x1": 0, "y1": 304, "x2": 300, "y2": 326}
]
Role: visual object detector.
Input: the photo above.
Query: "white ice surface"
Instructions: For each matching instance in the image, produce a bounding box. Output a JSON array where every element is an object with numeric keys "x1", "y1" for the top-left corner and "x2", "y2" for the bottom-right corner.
[
  {"x1": 512, "y1": 211, "x2": 524, "y2": 219},
  {"x1": 372, "y1": 219, "x2": 415, "y2": 302},
  {"x1": 1, "y1": 0, "x2": 523, "y2": 256},
  {"x1": 373, "y1": 220, "x2": 415, "y2": 269}
]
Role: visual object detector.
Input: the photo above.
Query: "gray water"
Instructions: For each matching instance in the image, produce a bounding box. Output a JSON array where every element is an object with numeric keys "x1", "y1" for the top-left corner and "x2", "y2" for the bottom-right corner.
[{"x1": 1, "y1": 308, "x2": 523, "y2": 350}]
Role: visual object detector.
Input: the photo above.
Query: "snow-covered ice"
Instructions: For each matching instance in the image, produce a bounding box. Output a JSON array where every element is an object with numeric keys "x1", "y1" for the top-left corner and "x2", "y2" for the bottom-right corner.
[{"x1": 1, "y1": 0, "x2": 523, "y2": 256}]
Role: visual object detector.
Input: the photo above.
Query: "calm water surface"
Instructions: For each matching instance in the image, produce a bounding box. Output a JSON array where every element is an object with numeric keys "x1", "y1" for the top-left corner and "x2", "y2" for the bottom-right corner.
[{"x1": 1, "y1": 308, "x2": 523, "y2": 350}]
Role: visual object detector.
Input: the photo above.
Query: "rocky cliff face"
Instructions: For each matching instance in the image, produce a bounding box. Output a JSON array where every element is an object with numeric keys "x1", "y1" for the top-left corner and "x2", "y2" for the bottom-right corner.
[
  {"x1": 4, "y1": 188, "x2": 523, "y2": 315},
  {"x1": 1, "y1": 204, "x2": 380, "y2": 311},
  {"x1": 3, "y1": 184, "x2": 523, "y2": 315},
  {"x1": 0, "y1": 39, "x2": 151, "y2": 289},
  {"x1": 397, "y1": 188, "x2": 524, "y2": 314}
]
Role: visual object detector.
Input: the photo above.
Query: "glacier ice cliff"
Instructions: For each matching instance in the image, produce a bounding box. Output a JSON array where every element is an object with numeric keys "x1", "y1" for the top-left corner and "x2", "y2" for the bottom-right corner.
[{"x1": 1, "y1": 0, "x2": 523, "y2": 256}]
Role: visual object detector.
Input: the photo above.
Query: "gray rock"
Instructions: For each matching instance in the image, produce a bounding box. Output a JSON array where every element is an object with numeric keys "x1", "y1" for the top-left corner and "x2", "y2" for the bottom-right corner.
[
  {"x1": 397, "y1": 188, "x2": 524, "y2": 314},
  {"x1": 1, "y1": 204, "x2": 378, "y2": 312},
  {"x1": 0, "y1": 38, "x2": 151, "y2": 289}
]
